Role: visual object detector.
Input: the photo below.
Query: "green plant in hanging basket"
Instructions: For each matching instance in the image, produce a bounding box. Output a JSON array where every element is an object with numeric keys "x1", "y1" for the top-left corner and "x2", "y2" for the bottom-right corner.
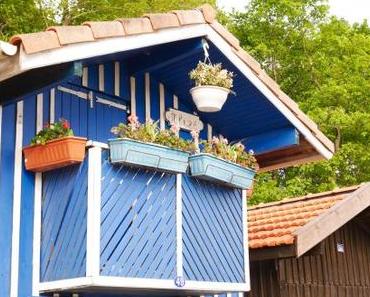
[{"x1": 189, "y1": 62, "x2": 234, "y2": 89}]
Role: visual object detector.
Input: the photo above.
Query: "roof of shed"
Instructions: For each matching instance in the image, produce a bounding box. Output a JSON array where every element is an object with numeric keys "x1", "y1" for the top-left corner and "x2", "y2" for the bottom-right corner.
[
  {"x1": 0, "y1": 5, "x2": 334, "y2": 169},
  {"x1": 248, "y1": 183, "x2": 370, "y2": 256}
]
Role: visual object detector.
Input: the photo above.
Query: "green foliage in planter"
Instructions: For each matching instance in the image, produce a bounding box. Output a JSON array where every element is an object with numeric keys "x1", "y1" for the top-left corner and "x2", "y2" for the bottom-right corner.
[
  {"x1": 111, "y1": 115, "x2": 197, "y2": 153},
  {"x1": 31, "y1": 119, "x2": 73, "y2": 145},
  {"x1": 201, "y1": 135, "x2": 258, "y2": 170},
  {"x1": 189, "y1": 62, "x2": 234, "y2": 89}
]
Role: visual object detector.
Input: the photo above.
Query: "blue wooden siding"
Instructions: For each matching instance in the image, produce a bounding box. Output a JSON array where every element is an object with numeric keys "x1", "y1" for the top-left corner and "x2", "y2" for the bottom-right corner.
[
  {"x1": 182, "y1": 175, "x2": 244, "y2": 283},
  {"x1": 100, "y1": 151, "x2": 176, "y2": 279},
  {"x1": 40, "y1": 161, "x2": 88, "y2": 282}
]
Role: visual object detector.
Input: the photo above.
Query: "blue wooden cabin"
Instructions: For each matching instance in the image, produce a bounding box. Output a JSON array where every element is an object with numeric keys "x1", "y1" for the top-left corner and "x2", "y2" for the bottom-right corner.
[{"x1": 0, "y1": 5, "x2": 334, "y2": 297}]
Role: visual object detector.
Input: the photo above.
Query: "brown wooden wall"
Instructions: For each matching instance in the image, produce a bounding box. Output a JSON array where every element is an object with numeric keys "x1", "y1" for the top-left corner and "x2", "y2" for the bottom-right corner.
[{"x1": 248, "y1": 220, "x2": 370, "y2": 297}]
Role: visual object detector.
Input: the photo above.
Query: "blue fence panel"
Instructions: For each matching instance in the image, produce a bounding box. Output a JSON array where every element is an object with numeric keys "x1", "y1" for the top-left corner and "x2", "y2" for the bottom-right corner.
[
  {"x1": 40, "y1": 160, "x2": 88, "y2": 281},
  {"x1": 182, "y1": 175, "x2": 244, "y2": 283},
  {"x1": 100, "y1": 151, "x2": 176, "y2": 279}
]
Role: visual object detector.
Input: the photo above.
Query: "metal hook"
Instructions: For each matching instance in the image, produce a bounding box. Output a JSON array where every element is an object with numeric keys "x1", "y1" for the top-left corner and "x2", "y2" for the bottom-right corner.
[{"x1": 202, "y1": 38, "x2": 212, "y2": 64}]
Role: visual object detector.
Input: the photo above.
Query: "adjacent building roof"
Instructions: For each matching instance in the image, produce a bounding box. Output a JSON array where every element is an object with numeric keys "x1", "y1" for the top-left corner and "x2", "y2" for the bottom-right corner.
[
  {"x1": 248, "y1": 183, "x2": 370, "y2": 257},
  {"x1": 0, "y1": 4, "x2": 334, "y2": 169}
]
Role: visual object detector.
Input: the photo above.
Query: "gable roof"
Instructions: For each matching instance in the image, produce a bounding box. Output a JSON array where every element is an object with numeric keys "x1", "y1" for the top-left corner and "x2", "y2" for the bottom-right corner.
[
  {"x1": 0, "y1": 5, "x2": 334, "y2": 169},
  {"x1": 248, "y1": 183, "x2": 370, "y2": 257}
]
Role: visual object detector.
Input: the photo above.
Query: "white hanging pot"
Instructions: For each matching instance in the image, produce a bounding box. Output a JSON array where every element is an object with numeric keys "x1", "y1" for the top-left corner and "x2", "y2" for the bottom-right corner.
[{"x1": 190, "y1": 85, "x2": 230, "y2": 112}]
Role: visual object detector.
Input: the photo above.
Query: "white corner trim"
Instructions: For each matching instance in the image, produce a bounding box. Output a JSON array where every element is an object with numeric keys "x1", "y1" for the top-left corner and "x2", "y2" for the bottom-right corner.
[
  {"x1": 39, "y1": 276, "x2": 250, "y2": 293},
  {"x1": 85, "y1": 140, "x2": 109, "y2": 149},
  {"x1": 205, "y1": 27, "x2": 333, "y2": 160},
  {"x1": 32, "y1": 93, "x2": 44, "y2": 296},
  {"x1": 173, "y1": 95, "x2": 178, "y2": 110},
  {"x1": 130, "y1": 76, "x2": 136, "y2": 116},
  {"x1": 86, "y1": 147, "x2": 102, "y2": 277},
  {"x1": 50, "y1": 88, "x2": 55, "y2": 123},
  {"x1": 145, "y1": 72, "x2": 151, "y2": 122},
  {"x1": 176, "y1": 174, "x2": 183, "y2": 277},
  {"x1": 98, "y1": 64, "x2": 105, "y2": 92},
  {"x1": 241, "y1": 190, "x2": 251, "y2": 292},
  {"x1": 159, "y1": 83, "x2": 165, "y2": 130},
  {"x1": 10, "y1": 100, "x2": 24, "y2": 297},
  {"x1": 114, "y1": 61, "x2": 120, "y2": 96},
  {"x1": 82, "y1": 67, "x2": 88, "y2": 87},
  {"x1": 207, "y1": 124, "x2": 213, "y2": 142}
]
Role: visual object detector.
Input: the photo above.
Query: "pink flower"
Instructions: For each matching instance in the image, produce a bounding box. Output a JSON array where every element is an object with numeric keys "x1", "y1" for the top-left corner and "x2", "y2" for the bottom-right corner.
[
  {"x1": 170, "y1": 123, "x2": 180, "y2": 134},
  {"x1": 212, "y1": 136, "x2": 219, "y2": 144},
  {"x1": 190, "y1": 130, "x2": 199, "y2": 139},
  {"x1": 128, "y1": 114, "x2": 139, "y2": 124}
]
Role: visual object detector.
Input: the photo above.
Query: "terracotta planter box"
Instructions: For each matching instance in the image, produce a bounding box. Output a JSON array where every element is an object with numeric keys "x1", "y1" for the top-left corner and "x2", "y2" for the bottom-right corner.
[{"x1": 23, "y1": 136, "x2": 87, "y2": 172}]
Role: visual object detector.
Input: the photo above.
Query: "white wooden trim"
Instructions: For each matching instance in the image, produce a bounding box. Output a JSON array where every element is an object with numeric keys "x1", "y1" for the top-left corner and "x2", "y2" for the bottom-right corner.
[
  {"x1": 130, "y1": 76, "x2": 136, "y2": 116},
  {"x1": 159, "y1": 83, "x2": 165, "y2": 130},
  {"x1": 82, "y1": 67, "x2": 88, "y2": 87},
  {"x1": 145, "y1": 72, "x2": 150, "y2": 122},
  {"x1": 173, "y1": 95, "x2": 178, "y2": 109},
  {"x1": 85, "y1": 140, "x2": 109, "y2": 149},
  {"x1": 98, "y1": 64, "x2": 104, "y2": 92},
  {"x1": 18, "y1": 25, "x2": 208, "y2": 74},
  {"x1": 57, "y1": 85, "x2": 88, "y2": 100},
  {"x1": 86, "y1": 147, "x2": 102, "y2": 276},
  {"x1": 207, "y1": 124, "x2": 213, "y2": 141},
  {"x1": 10, "y1": 100, "x2": 23, "y2": 297},
  {"x1": 176, "y1": 174, "x2": 183, "y2": 277},
  {"x1": 205, "y1": 27, "x2": 333, "y2": 160},
  {"x1": 50, "y1": 88, "x2": 55, "y2": 123},
  {"x1": 32, "y1": 94, "x2": 44, "y2": 296},
  {"x1": 242, "y1": 189, "x2": 251, "y2": 292},
  {"x1": 39, "y1": 276, "x2": 249, "y2": 293},
  {"x1": 96, "y1": 96, "x2": 127, "y2": 110},
  {"x1": 114, "y1": 61, "x2": 120, "y2": 96}
]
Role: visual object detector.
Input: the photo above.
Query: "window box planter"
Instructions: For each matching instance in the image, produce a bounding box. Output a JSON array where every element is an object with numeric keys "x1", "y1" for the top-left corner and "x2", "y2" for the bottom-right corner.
[
  {"x1": 190, "y1": 85, "x2": 230, "y2": 112},
  {"x1": 189, "y1": 153, "x2": 255, "y2": 189},
  {"x1": 108, "y1": 138, "x2": 190, "y2": 173},
  {"x1": 23, "y1": 136, "x2": 87, "y2": 172}
]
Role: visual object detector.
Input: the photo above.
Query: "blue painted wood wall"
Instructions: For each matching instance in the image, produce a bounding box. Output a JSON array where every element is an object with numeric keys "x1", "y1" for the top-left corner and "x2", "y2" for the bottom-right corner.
[{"x1": 0, "y1": 56, "x2": 217, "y2": 297}]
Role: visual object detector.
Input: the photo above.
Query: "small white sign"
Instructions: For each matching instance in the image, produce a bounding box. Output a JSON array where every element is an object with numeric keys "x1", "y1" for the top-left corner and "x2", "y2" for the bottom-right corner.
[
  {"x1": 165, "y1": 108, "x2": 204, "y2": 131},
  {"x1": 337, "y1": 242, "x2": 345, "y2": 253}
]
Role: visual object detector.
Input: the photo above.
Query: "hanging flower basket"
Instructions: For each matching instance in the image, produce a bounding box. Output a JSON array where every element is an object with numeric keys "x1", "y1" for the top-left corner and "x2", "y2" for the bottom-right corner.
[
  {"x1": 190, "y1": 85, "x2": 230, "y2": 112},
  {"x1": 189, "y1": 153, "x2": 256, "y2": 189},
  {"x1": 189, "y1": 62, "x2": 233, "y2": 113},
  {"x1": 23, "y1": 136, "x2": 87, "y2": 172},
  {"x1": 109, "y1": 138, "x2": 189, "y2": 173}
]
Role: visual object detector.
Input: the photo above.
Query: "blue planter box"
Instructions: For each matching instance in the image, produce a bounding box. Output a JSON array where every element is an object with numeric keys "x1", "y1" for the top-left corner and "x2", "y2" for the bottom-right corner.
[
  {"x1": 109, "y1": 138, "x2": 189, "y2": 173},
  {"x1": 189, "y1": 153, "x2": 255, "y2": 189}
]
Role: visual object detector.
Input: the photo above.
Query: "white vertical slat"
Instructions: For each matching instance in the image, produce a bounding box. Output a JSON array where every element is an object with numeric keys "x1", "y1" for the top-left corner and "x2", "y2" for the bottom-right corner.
[
  {"x1": 32, "y1": 93, "x2": 43, "y2": 296},
  {"x1": 86, "y1": 146, "x2": 102, "y2": 276},
  {"x1": 114, "y1": 61, "x2": 120, "y2": 96},
  {"x1": 82, "y1": 67, "x2": 88, "y2": 87},
  {"x1": 50, "y1": 88, "x2": 55, "y2": 123},
  {"x1": 98, "y1": 64, "x2": 104, "y2": 92},
  {"x1": 10, "y1": 100, "x2": 23, "y2": 297},
  {"x1": 130, "y1": 76, "x2": 136, "y2": 116},
  {"x1": 159, "y1": 83, "x2": 165, "y2": 130},
  {"x1": 242, "y1": 189, "x2": 250, "y2": 292},
  {"x1": 207, "y1": 124, "x2": 213, "y2": 141},
  {"x1": 173, "y1": 94, "x2": 179, "y2": 109},
  {"x1": 145, "y1": 73, "x2": 150, "y2": 122},
  {"x1": 176, "y1": 174, "x2": 183, "y2": 277}
]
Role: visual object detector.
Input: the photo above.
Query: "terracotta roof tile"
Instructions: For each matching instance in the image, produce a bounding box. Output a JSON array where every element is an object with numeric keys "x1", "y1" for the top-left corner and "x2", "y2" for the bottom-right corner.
[
  {"x1": 117, "y1": 18, "x2": 153, "y2": 35},
  {"x1": 9, "y1": 31, "x2": 60, "y2": 54},
  {"x1": 248, "y1": 186, "x2": 360, "y2": 249},
  {"x1": 47, "y1": 26, "x2": 94, "y2": 45},
  {"x1": 210, "y1": 22, "x2": 240, "y2": 49},
  {"x1": 83, "y1": 21, "x2": 125, "y2": 39},
  {"x1": 199, "y1": 4, "x2": 217, "y2": 23},
  {"x1": 145, "y1": 13, "x2": 180, "y2": 30},
  {"x1": 173, "y1": 10, "x2": 205, "y2": 25}
]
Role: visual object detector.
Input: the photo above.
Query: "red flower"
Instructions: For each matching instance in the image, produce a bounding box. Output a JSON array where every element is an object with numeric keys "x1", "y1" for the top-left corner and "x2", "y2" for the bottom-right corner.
[{"x1": 62, "y1": 120, "x2": 70, "y2": 129}]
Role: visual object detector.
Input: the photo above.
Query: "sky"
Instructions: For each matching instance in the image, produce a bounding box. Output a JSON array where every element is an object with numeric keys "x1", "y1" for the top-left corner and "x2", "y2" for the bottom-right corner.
[{"x1": 217, "y1": 0, "x2": 370, "y2": 23}]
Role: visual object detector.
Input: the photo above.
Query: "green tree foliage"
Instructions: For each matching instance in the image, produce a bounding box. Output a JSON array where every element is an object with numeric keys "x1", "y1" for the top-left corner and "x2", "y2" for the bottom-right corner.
[
  {"x1": 228, "y1": 0, "x2": 370, "y2": 205},
  {"x1": 0, "y1": 0, "x2": 215, "y2": 38}
]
